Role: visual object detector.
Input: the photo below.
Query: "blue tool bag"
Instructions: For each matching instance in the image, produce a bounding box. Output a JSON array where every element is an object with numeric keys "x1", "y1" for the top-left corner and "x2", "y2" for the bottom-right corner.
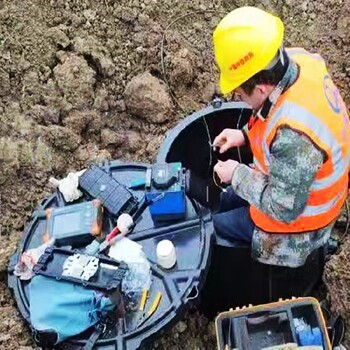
[{"x1": 29, "y1": 275, "x2": 115, "y2": 347}]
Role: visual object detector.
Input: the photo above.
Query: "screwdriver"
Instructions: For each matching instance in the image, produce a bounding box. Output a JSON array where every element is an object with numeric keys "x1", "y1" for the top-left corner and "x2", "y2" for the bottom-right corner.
[{"x1": 137, "y1": 291, "x2": 162, "y2": 328}]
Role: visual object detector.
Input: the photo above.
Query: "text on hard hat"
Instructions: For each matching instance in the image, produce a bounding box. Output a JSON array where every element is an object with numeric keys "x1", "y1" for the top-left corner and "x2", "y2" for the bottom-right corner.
[{"x1": 229, "y1": 52, "x2": 254, "y2": 71}]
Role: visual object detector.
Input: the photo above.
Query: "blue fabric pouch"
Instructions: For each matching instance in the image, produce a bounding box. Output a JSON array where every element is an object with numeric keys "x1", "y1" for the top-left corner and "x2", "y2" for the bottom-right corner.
[{"x1": 29, "y1": 275, "x2": 115, "y2": 345}]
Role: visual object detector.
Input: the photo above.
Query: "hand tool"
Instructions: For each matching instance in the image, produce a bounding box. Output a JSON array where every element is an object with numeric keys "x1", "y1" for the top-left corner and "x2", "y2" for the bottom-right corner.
[
  {"x1": 137, "y1": 291, "x2": 162, "y2": 328},
  {"x1": 139, "y1": 288, "x2": 149, "y2": 312}
]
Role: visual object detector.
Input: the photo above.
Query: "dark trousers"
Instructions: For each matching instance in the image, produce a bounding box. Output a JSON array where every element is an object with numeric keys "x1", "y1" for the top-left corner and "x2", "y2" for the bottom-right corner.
[{"x1": 213, "y1": 187, "x2": 255, "y2": 245}]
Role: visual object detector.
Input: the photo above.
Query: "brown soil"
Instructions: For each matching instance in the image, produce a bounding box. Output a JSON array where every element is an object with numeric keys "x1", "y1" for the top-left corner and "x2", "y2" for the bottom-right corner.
[{"x1": 1, "y1": 0, "x2": 350, "y2": 349}]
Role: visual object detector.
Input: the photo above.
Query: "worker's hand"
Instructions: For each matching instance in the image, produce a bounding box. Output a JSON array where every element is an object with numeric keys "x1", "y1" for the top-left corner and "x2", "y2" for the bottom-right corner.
[
  {"x1": 214, "y1": 160, "x2": 239, "y2": 184},
  {"x1": 213, "y1": 129, "x2": 245, "y2": 154}
]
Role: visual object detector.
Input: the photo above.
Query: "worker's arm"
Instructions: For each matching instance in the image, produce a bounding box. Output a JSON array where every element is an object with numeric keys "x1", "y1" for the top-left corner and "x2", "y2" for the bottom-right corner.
[{"x1": 231, "y1": 127, "x2": 324, "y2": 223}]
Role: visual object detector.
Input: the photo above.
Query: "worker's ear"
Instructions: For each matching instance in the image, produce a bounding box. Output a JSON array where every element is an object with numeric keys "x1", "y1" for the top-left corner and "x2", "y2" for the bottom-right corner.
[{"x1": 255, "y1": 83, "x2": 274, "y2": 98}]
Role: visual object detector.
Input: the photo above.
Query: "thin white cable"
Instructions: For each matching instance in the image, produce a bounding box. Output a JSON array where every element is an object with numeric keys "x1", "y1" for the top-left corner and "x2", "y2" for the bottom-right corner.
[
  {"x1": 202, "y1": 116, "x2": 213, "y2": 170},
  {"x1": 202, "y1": 116, "x2": 227, "y2": 193},
  {"x1": 236, "y1": 108, "x2": 244, "y2": 163}
]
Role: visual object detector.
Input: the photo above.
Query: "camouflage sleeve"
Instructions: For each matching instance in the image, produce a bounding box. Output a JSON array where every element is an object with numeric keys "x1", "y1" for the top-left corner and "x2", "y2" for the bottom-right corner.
[{"x1": 231, "y1": 127, "x2": 325, "y2": 222}]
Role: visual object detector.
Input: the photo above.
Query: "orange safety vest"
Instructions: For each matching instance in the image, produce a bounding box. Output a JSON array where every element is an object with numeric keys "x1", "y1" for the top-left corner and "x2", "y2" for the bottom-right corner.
[{"x1": 247, "y1": 48, "x2": 350, "y2": 233}]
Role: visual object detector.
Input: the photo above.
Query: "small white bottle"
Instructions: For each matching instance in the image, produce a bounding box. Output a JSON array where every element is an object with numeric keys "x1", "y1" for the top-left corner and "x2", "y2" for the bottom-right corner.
[{"x1": 156, "y1": 240, "x2": 177, "y2": 269}]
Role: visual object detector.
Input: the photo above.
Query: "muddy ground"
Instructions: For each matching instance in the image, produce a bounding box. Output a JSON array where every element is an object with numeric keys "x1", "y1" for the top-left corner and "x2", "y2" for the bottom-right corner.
[{"x1": 1, "y1": 0, "x2": 350, "y2": 349}]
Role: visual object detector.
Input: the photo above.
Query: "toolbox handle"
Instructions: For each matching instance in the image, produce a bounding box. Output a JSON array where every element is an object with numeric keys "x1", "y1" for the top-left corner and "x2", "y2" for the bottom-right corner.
[
  {"x1": 246, "y1": 311, "x2": 287, "y2": 326},
  {"x1": 246, "y1": 312, "x2": 270, "y2": 325}
]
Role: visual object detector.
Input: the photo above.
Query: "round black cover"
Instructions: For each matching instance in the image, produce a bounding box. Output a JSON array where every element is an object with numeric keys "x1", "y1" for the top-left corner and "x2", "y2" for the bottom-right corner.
[{"x1": 8, "y1": 161, "x2": 214, "y2": 350}]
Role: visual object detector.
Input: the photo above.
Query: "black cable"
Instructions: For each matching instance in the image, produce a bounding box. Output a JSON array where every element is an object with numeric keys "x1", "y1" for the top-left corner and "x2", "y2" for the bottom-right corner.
[{"x1": 160, "y1": 10, "x2": 227, "y2": 112}]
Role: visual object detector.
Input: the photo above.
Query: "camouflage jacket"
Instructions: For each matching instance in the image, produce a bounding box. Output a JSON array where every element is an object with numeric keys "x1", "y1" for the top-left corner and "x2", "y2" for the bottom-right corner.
[{"x1": 232, "y1": 127, "x2": 332, "y2": 267}]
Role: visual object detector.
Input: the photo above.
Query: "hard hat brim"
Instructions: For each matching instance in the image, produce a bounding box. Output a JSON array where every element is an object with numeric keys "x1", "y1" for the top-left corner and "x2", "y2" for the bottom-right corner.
[{"x1": 219, "y1": 72, "x2": 240, "y2": 95}]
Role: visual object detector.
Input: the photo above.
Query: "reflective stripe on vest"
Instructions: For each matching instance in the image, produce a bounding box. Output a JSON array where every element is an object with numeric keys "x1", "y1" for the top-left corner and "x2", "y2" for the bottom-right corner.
[
  {"x1": 265, "y1": 101, "x2": 350, "y2": 193},
  {"x1": 249, "y1": 186, "x2": 347, "y2": 233},
  {"x1": 302, "y1": 188, "x2": 347, "y2": 216},
  {"x1": 248, "y1": 48, "x2": 350, "y2": 233}
]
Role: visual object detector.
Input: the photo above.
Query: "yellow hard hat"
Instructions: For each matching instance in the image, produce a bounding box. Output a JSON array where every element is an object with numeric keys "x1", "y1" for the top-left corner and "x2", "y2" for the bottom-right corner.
[{"x1": 213, "y1": 6, "x2": 284, "y2": 95}]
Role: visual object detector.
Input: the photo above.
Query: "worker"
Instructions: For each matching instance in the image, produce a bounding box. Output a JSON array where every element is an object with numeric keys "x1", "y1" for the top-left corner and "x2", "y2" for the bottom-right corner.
[{"x1": 211, "y1": 6, "x2": 350, "y2": 267}]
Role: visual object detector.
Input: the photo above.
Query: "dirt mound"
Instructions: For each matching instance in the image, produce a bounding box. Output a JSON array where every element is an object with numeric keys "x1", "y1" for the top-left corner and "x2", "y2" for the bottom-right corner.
[
  {"x1": 324, "y1": 234, "x2": 350, "y2": 348},
  {"x1": 1, "y1": 0, "x2": 350, "y2": 349}
]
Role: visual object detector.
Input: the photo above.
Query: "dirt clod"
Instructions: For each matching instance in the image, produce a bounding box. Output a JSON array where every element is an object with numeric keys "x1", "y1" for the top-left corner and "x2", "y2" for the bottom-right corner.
[
  {"x1": 100, "y1": 129, "x2": 126, "y2": 148},
  {"x1": 53, "y1": 52, "x2": 96, "y2": 111},
  {"x1": 47, "y1": 27, "x2": 70, "y2": 48},
  {"x1": 41, "y1": 125, "x2": 81, "y2": 152},
  {"x1": 27, "y1": 105, "x2": 60, "y2": 125},
  {"x1": 124, "y1": 72, "x2": 173, "y2": 124},
  {"x1": 169, "y1": 48, "x2": 195, "y2": 91},
  {"x1": 64, "y1": 109, "x2": 102, "y2": 136},
  {"x1": 72, "y1": 36, "x2": 116, "y2": 79}
]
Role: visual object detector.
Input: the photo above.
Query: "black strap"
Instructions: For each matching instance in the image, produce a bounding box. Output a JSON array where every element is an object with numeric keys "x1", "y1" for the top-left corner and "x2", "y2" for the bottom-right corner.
[
  {"x1": 320, "y1": 300, "x2": 345, "y2": 348},
  {"x1": 241, "y1": 128, "x2": 249, "y2": 146},
  {"x1": 83, "y1": 322, "x2": 106, "y2": 350},
  {"x1": 328, "y1": 315, "x2": 345, "y2": 347},
  {"x1": 152, "y1": 175, "x2": 177, "y2": 190}
]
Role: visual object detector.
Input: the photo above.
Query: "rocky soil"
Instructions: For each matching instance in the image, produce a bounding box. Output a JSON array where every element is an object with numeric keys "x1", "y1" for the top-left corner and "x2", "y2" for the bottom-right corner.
[{"x1": 1, "y1": 0, "x2": 350, "y2": 349}]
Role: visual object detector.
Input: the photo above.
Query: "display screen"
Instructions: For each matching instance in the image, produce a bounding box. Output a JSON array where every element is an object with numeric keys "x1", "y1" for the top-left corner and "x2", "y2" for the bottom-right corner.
[{"x1": 52, "y1": 212, "x2": 81, "y2": 236}]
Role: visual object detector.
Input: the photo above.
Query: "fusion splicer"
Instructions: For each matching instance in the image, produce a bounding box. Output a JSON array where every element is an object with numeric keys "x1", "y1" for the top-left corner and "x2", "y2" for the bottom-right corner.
[{"x1": 145, "y1": 162, "x2": 187, "y2": 222}]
